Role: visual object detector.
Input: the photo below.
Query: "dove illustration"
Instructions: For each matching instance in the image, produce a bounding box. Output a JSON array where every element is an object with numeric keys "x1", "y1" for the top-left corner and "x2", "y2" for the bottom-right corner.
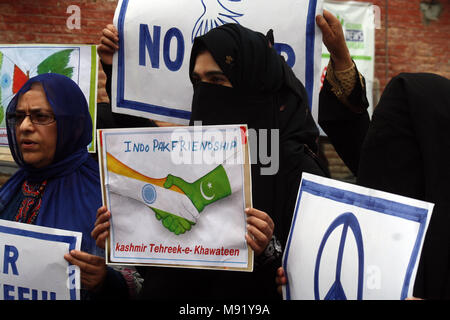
[
  {"x1": 192, "y1": 0, "x2": 243, "y2": 43},
  {"x1": 0, "y1": 49, "x2": 74, "y2": 125}
]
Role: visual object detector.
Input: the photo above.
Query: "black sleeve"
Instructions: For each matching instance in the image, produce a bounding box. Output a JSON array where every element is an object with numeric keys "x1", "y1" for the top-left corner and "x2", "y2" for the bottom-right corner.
[
  {"x1": 89, "y1": 267, "x2": 130, "y2": 300},
  {"x1": 101, "y1": 61, "x2": 113, "y2": 102},
  {"x1": 318, "y1": 73, "x2": 370, "y2": 176}
]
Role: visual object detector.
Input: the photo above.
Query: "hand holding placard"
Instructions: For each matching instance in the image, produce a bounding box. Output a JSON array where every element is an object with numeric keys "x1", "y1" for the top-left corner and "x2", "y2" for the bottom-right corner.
[{"x1": 163, "y1": 165, "x2": 232, "y2": 213}]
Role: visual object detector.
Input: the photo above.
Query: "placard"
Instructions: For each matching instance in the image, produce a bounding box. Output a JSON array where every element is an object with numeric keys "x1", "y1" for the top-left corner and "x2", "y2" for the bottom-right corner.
[
  {"x1": 0, "y1": 219, "x2": 81, "y2": 300},
  {"x1": 98, "y1": 125, "x2": 253, "y2": 271},
  {"x1": 283, "y1": 173, "x2": 433, "y2": 300},
  {"x1": 0, "y1": 44, "x2": 98, "y2": 152},
  {"x1": 112, "y1": 0, "x2": 324, "y2": 124}
]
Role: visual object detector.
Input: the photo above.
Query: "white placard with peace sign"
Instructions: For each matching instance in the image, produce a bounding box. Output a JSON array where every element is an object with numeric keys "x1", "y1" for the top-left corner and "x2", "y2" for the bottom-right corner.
[{"x1": 283, "y1": 173, "x2": 433, "y2": 300}]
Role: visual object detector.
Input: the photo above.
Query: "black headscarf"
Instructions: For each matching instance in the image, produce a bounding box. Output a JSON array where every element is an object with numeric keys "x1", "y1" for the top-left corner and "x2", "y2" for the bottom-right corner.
[
  {"x1": 189, "y1": 23, "x2": 328, "y2": 248},
  {"x1": 356, "y1": 73, "x2": 450, "y2": 299}
]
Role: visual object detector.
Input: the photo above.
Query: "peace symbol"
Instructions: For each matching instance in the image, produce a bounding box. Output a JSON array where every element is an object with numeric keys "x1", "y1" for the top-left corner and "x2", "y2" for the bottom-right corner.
[{"x1": 314, "y1": 212, "x2": 364, "y2": 300}]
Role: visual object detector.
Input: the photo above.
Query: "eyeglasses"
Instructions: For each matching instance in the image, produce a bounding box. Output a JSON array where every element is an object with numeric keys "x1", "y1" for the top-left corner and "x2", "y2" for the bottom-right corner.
[{"x1": 6, "y1": 111, "x2": 56, "y2": 126}]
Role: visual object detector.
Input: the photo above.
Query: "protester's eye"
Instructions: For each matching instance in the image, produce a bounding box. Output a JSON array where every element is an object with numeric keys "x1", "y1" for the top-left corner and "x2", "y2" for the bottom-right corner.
[
  {"x1": 31, "y1": 111, "x2": 55, "y2": 124},
  {"x1": 35, "y1": 112, "x2": 50, "y2": 120},
  {"x1": 210, "y1": 76, "x2": 228, "y2": 85},
  {"x1": 13, "y1": 112, "x2": 26, "y2": 120}
]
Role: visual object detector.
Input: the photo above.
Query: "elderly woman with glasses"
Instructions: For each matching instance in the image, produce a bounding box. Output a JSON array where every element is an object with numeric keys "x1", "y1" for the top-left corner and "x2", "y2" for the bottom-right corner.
[{"x1": 0, "y1": 73, "x2": 129, "y2": 299}]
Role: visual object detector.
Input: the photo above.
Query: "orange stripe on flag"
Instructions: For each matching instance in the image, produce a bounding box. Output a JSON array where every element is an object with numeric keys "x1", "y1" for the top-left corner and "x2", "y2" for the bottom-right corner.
[{"x1": 106, "y1": 152, "x2": 184, "y2": 194}]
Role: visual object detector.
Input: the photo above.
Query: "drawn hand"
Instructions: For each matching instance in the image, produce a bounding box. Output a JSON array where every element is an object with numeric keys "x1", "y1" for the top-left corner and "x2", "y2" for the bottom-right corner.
[
  {"x1": 164, "y1": 174, "x2": 205, "y2": 212},
  {"x1": 164, "y1": 165, "x2": 232, "y2": 213},
  {"x1": 151, "y1": 207, "x2": 195, "y2": 235}
]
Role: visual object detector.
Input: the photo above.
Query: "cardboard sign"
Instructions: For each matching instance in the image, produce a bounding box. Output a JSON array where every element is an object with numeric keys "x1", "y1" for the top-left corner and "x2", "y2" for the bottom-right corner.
[
  {"x1": 0, "y1": 219, "x2": 81, "y2": 300},
  {"x1": 111, "y1": 0, "x2": 324, "y2": 124},
  {"x1": 283, "y1": 173, "x2": 433, "y2": 300},
  {"x1": 98, "y1": 125, "x2": 253, "y2": 271},
  {"x1": 0, "y1": 44, "x2": 98, "y2": 152}
]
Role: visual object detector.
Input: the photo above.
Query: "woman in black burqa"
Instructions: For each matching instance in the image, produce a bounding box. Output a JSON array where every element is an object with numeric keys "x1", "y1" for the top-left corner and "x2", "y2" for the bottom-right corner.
[
  {"x1": 320, "y1": 72, "x2": 450, "y2": 299},
  {"x1": 189, "y1": 23, "x2": 329, "y2": 250},
  {"x1": 357, "y1": 73, "x2": 450, "y2": 299},
  {"x1": 94, "y1": 23, "x2": 329, "y2": 299},
  {"x1": 161, "y1": 23, "x2": 328, "y2": 299}
]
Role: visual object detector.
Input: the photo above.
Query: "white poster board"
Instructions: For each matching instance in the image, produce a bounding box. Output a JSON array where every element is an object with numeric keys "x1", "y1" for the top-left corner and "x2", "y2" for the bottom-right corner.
[
  {"x1": 112, "y1": 0, "x2": 324, "y2": 124},
  {"x1": 283, "y1": 173, "x2": 433, "y2": 300},
  {"x1": 0, "y1": 44, "x2": 98, "y2": 152},
  {"x1": 320, "y1": 0, "x2": 375, "y2": 115},
  {"x1": 98, "y1": 125, "x2": 253, "y2": 271},
  {"x1": 0, "y1": 219, "x2": 82, "y2": 300}
]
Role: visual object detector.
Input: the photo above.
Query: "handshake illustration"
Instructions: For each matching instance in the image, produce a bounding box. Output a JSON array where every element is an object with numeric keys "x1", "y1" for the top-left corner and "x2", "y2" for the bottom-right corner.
[
  {"x1": 152, "y1": 165, "x2": 233, "y2": 235},
  {"x1": 107, "y1": 153, "x2": 234, "y2": 235}
]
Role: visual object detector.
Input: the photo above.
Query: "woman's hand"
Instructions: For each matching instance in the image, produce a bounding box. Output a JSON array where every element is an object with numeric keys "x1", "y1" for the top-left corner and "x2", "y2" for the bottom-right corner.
[
  {"x1": 64, "y1": 250, "x2": 107, "y2": 291},
  {"x1": 245, "y1": 208, "x2": 274, "y2": 256},
  {"x1": 275, "y1": 266, "x2": 288, "y2": 295},
  {"x1": 97, "y1": 24, "x2": 119, "y2": 65},
  {"x1": 316, "y1": 9, "x2": 353, "y2": 71},
  {"x1": 91, "y1": 205, "x2": 111, "y2": 250}
]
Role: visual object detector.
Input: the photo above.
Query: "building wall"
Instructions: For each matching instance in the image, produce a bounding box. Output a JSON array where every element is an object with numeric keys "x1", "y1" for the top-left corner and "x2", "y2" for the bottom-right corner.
[
  {"x1": 323, "y1": 0, "x2": 449, "y2": 180},
  {"x1": 0, "y1": 0, "x2": 448, "y2": 180}
]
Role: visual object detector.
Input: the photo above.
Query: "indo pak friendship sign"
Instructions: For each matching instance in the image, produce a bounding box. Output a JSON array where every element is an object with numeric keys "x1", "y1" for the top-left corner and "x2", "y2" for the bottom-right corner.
[
  {"x1": 283, "y1": 173, "x2": 433, "y2": 300},
  {"x1": 98, "y1": 125, "x2": 253, "y2": 271},
  {"x1": 111, "y1": 0, "x2": 324, "y2": 124},
  {"x1": 0, "y1": 219, "x2": 81, "y2": 300}
]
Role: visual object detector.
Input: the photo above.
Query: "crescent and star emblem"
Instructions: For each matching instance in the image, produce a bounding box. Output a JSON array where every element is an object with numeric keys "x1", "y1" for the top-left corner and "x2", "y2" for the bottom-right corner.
[{"x1": 200, "y1": 181, "x2": 215, "y2": 201}]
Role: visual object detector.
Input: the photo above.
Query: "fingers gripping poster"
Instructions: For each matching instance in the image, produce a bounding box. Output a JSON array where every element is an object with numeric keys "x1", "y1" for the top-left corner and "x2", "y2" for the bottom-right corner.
[
  {"x1": 282, "y1": 173, "x2": 433, "y2": 300},
  {"x1": 98, "y1": 125, "x2": 253, "y2": 271},
  {"x1": 0, "y1": 44, "x2": 98, "y2": 152},
  {"x1": 112, "y1": 0, "x2": 324, "y2": 124}
]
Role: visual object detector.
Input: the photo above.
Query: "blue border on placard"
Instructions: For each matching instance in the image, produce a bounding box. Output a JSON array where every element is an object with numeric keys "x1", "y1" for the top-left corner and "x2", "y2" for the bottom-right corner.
[
  {"x1": 116, "y1": 0, "x2": 191, "y2": 120},
  {"x1": 0, "y1": 224, "x2": 78, "y2": 300},
  {"x1": 103, "y1": 127, "x2": 248, "y2": 267},
  {"x1": 283, "y1": 179, "x2": 429, "y2": 300},
  {"x1": 116, "y1": 0, "x2": 319, "y2": 116},
  {"x1": 305, "y1": 0, "x2": 318, "y2": 110}
]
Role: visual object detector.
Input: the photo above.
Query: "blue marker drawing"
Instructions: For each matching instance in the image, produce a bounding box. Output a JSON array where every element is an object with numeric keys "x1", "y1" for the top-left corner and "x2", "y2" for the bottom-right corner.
[
  {"x1": 314, "y1": 212, "x2": 364, "y2": 300},
  {"x1": 192, "y1": 0, "x2": 243, "y2": 43},
  {"x1": 142, "y1": 184, "x2": 157, "y2": 204},
  {"x1": 283, "y1": 177, "x2": 430, "y2": 300}
]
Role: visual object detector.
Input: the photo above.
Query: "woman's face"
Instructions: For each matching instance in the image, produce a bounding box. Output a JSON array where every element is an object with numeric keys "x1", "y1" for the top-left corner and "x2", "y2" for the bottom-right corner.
[
  {"x1": 15, "y1": 83, "x2": 57, "y2": 168},
  {"x1": 191, "y1": 50, "x2": 232, "y2": 87}
]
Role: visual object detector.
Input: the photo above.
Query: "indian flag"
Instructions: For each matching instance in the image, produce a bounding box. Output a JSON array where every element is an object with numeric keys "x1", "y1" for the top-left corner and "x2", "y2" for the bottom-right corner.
[{"x1": 106, "y1": 153, "x2": 200, "y2": 225}]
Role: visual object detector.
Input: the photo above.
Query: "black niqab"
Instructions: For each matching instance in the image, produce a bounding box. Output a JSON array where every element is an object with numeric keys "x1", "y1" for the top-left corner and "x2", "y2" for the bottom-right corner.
[
  {"x1": 189, "y1": 23, "x2": 328, "y2": 247},
  {"x1": 139, "y1": 23, "x2": 328, "y2": 301}
]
